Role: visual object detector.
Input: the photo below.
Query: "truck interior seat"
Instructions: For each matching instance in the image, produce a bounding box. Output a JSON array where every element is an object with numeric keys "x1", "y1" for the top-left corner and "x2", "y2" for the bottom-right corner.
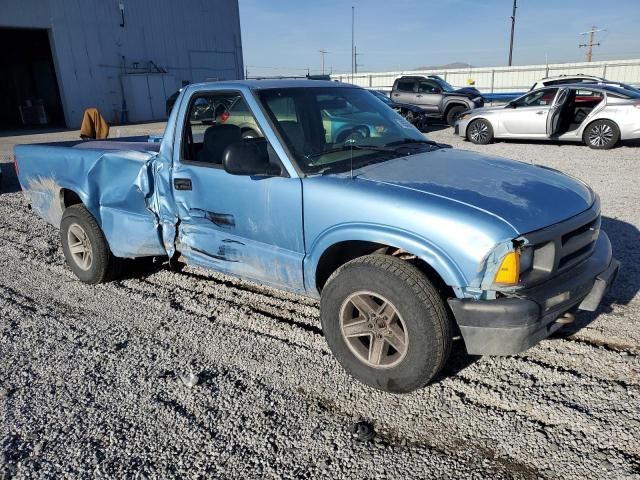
[{"x1": 198, "y1": 124, "x2": 242, "y2": 164}]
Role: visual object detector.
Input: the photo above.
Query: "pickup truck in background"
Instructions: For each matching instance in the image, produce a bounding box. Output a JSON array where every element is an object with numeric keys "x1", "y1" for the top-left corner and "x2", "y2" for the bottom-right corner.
[
  {"x1": 14, "y1": 80, "x2": 619, "y2": 393},
  {"x1": 391, "y1": 75, "x2": 484, "y2": 126}
]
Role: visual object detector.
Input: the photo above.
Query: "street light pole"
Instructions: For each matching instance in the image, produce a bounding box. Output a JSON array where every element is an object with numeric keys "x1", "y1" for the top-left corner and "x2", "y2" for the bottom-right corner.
[{"x1": 508, "y1": 0, "x2": 517, "y2": 66}]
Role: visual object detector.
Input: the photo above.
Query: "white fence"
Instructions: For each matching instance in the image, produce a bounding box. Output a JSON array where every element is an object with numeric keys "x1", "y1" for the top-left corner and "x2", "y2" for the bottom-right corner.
[{"x1": 331, "y1": 59, "x2": 640, "y2": 93}]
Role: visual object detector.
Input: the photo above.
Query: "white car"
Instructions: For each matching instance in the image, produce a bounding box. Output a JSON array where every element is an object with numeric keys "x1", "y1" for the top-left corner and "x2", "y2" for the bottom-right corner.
[{"x1": 455, "y1": 84, "x2": 640, "y2": 149}]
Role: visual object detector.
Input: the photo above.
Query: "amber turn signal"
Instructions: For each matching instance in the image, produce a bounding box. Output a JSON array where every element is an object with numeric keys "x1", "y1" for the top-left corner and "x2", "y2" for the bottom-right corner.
[{"x1": 494, "y1": 251, "x2": 520, "y2": 286}]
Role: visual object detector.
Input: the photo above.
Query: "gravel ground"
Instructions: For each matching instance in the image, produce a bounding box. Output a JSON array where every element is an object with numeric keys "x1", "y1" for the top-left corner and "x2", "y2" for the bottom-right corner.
[{"x1": 1, "y1": 124, "x2": 639, "y2": 479}]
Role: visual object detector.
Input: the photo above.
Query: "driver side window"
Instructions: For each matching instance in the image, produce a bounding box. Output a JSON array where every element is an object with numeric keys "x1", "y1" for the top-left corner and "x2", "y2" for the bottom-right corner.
[
  {"x1": 513, "y1": 88, "x2": 559, "y2": 107},
  {"x1": 181, "y1": 92, "x2": 264, "y2": 166},
  {"x1": 418, "y1": 81, "x2": 439, "y2": 93}
]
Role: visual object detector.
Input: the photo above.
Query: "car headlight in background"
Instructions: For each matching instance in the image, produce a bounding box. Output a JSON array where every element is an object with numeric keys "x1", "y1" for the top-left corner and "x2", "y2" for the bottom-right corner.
[{"x1": 459, "y1": 113, "x2": 472, "y2": 121}]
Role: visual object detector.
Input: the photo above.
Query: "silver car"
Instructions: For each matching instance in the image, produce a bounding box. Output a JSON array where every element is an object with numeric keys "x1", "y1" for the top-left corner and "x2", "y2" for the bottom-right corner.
[{"x1": 455, "y1": 84, "x2": 640, "y2": 149}]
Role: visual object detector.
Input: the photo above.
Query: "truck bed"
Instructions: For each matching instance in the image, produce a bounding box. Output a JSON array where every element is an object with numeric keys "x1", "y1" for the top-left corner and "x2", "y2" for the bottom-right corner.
[{"x1": 14, "y1": 136, "x2": 167, "y2": 259}]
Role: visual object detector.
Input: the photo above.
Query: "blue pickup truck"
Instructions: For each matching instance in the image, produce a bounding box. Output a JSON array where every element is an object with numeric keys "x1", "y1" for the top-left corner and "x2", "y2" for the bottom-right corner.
[{"x1": 14, "y1": 80, "x2": 619, "y2": 393}]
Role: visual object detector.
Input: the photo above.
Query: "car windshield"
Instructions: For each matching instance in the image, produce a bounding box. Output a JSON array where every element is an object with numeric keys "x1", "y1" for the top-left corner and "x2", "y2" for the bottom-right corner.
[
  {"x1": 257, "y1": 87, "x2": 432, "y2": 175},
  {"x1": 370, "y1": 90, "x2": 393, "y2": 105},
  {"x1": 432, "y1": 77, "x2": 455, "y2": 92}
]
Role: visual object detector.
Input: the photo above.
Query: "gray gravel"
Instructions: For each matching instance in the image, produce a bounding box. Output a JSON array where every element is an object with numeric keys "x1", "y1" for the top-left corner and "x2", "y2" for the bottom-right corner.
[{"x1": 1, "y1": 124, "x2": 639, "y2": 479}]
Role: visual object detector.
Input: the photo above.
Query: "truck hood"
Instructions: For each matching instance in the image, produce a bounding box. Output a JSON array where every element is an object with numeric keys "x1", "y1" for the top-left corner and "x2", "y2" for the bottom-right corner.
[
  {"x1": 352, "y1": 149, "x2": 594, "y2": 234},
  {"x1": 445, "y1": 87, "x2": 482, "y2": 98}
]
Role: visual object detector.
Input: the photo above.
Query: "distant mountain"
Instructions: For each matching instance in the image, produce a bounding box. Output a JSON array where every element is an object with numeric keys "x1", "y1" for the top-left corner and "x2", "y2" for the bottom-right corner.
[{"x1": 413, "y1": 62, "x2": 473, "y2": 70}]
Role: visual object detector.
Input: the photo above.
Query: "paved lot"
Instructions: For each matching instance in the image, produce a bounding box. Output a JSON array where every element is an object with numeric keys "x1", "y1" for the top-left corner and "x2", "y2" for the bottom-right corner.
[{"x1": 1, "y1": 124, "x2": 639, "y2": 479}]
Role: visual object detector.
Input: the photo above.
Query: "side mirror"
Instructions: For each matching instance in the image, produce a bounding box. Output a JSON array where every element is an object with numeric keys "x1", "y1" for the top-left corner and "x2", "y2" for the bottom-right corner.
[
  {"x1": 506, "y1": 102, "x2": 517, "y2": 109},
  {"x1": 433, "y1": 88, "x2": 442, "y2": 94},
  {"x1": 222, "y1": 141, "x2": 281, "y2": 177}
]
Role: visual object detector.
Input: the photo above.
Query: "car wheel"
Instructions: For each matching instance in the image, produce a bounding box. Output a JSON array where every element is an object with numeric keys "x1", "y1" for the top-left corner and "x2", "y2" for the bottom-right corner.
[
  {"x1": 60, "y1": 204, "x2": 119, "y2": 284},
  {"x1": 467, "y1": 119, "x2": 493, "y2": 145},
  {"x1": 583, "y1": 119, "x2": 619, "y2": 150},
  {"x1": 320, "y1": 254, "x2": 453, "y2": 393},
  {"x1": 445, "y1": 105, "x2": 467, "y2": 126},
  {"x1": 242, "y1": 129, "x2": 260, "y2": 139}
]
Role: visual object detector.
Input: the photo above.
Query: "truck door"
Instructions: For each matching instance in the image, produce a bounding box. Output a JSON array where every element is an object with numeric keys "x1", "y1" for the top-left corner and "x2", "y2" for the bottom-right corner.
[
  {"x1": 415, "y1": 80, "x2": 442, "y2": 112},
  {"x1": 546, "y1": 88, "x2": 570, "y2": 137},
  {"x1": 170, "y1": 90, "x2": 305, "y2": 292},
  {"x1": 391, "y1": 79, "x2": 417, "y2": 105}
]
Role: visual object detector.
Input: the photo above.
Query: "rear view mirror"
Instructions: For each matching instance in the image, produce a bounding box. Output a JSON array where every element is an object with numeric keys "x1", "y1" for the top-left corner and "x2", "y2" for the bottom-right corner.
[{"x1": 223, "y1": 141, "x2": 281, "y2": 177}]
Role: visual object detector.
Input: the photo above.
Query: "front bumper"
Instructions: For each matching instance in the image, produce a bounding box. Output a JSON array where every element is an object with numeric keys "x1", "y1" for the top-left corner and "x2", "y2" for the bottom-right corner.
[{"x1": 448, "y1": 232, "x2": 619, "y2": 355}]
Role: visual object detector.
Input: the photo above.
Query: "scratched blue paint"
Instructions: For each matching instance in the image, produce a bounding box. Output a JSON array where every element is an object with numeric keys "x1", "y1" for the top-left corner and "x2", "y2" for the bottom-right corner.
[{"x1": 14, "y1": 80, "x2": 596, "y2": 299}]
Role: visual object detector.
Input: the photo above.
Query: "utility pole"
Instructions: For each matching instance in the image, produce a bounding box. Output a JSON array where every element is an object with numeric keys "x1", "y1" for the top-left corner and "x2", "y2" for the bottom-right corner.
[
  {"x1": 351, "y1": 6, "x2": 355, "y2": 81},
  {"x1": 579, "y1": 26, "x2": 603, "y2": 62},
  {"x1": 319, "y1": 49, "x2": 328, "y2": 75},
  {"x1": 508, "y1": 0, "x2": 517, "y2": 66},
  {"x1": 354, "y1": 46, "x2": 362, "y2": 74}
]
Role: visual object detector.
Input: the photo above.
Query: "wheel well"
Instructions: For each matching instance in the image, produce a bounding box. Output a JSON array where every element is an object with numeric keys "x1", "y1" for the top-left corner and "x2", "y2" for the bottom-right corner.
[
  {"x1": 61, "y1": 188, "x2": 83, "y2": 209},
  {"x1": 314, "y1": 240, "x2": 453, "y2": 298},
  {"x1": 444, "y1": 103, "x2": 467, "y2": 114},
  {"x1": 583, "y1": 117, "x2": 619, "y2": 133}
]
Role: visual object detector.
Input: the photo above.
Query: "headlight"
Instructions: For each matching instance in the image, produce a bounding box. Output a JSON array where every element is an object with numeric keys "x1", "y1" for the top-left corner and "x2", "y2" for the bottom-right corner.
[
  {"x1": 459, "y1": 113, "x2": 471, "y2": 121},
  {"x1": 472, "y1": 96, "x2": 483, "y2": 103}
]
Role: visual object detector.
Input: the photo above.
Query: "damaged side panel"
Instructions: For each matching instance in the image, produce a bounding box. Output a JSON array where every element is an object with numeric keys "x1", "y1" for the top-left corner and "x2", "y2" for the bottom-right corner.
[{"x1": 15, "y1": 143, "x2": 167, "y2": 259}]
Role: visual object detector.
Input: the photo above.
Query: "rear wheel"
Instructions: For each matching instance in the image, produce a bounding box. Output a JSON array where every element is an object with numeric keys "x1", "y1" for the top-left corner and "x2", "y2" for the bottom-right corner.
[
  {"x1": 445, "y1": 105, "x2": 466, "y2": 126},
  {"x1": 320, "y1": 255, "x2": 452, "y2": 393},
  {"x1": 583, "y1": 119, "x2": 619, "y2": 149},
  {"x1": 60, "y1": 204, "x2": 119, "y2": 284},
  {"x1": 467, "y1": 119, "x2": 493, "y2": 145}
]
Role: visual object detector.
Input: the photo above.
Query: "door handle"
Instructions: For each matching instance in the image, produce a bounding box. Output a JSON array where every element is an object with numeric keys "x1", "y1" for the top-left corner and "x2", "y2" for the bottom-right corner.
[
  {"x1": 173, "y1": 178, "x2": 192, "y2": 191},
  {"x1": 536, "y1": 111, "x2": 546, "y2": 115},
  {"x1": 416, "y1": 94, "x2": 423, "y2": 97},
  {"x1": 393, "y1": 93, "x2": 399, "y2": 97}
]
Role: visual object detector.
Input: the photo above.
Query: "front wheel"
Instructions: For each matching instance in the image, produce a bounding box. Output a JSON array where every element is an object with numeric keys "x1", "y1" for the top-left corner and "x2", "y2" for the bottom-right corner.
[
  {"x1": 467, "y1": 119, "x2": 494, "y2": 145},
  {"x1": 446, "y1": 105, "x2": 467, "y2": 126},
  {"x1": 320, "y1": 255, "x2": 452, "y2": 393},
  {"x1": 60, "y1": 204, "x2": 119, "y2": 284},
  {"x1": 583, "y1": 119, "x2": 619, "y2": 149}
]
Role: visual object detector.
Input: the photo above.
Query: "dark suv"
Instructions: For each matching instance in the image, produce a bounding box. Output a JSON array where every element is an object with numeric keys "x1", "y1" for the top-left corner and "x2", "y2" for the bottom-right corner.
[{"x1": 391, "y1": 75, "x2": 484, "y2": 125}]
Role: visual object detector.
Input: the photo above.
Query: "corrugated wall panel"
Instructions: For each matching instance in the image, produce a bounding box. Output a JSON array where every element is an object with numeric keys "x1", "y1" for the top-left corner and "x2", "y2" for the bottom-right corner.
[{"x1": 1, "y1": 0, "x2": 243, "y2": 127}]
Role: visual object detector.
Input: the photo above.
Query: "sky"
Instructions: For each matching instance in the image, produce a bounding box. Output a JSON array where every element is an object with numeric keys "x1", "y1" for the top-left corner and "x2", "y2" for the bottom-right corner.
[{"x1": 239, "y1": 0, "x2": 640, "y2": 76}]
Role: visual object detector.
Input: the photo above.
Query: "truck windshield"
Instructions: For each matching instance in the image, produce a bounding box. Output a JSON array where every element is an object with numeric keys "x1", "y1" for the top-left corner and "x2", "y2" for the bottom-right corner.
[{"x1": 257, "y1": 87, "x2": 430, "y2": 174}]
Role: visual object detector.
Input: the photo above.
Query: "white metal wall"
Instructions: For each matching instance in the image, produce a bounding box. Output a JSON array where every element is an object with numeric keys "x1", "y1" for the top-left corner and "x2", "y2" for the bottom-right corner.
[
  {"x1": 0, "y1": 0, "x2": 244, "y2": 127},
  {"x1": 332, "y1": 59, "x2": 640, "y2": 93}
]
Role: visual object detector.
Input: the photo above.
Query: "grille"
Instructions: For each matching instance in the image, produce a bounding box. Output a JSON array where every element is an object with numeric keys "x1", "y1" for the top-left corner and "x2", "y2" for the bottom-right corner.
[{"x1": 519, "y1": 199, "x2": 600, "y2": 286}]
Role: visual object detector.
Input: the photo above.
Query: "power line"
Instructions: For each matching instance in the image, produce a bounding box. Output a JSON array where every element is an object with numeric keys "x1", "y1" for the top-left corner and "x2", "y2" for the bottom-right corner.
[{"x1": 579, "y1": 26, "x2": 604, "y2": 62}]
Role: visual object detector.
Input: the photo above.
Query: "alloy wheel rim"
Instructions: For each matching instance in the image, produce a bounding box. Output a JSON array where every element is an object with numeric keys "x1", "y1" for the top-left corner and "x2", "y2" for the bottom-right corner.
[
  {"x1": 67, "y1": 223, "x2": 93, "y2": 271},
  {"x1": 470, "y1": 122, "x2": 489, "y2": 142},
  {"x1": 339, "y1": 291, "x2": 408, "y2": 369},
  {"x1": 589, "y1": 124, "x2": 613, "y2": 147}
]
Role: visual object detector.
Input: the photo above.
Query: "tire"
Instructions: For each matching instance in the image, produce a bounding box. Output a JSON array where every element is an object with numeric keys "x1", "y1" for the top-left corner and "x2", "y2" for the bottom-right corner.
[
  {"x1": 320, "y1": 254, "x2": 453, "y2": 393},
  {"x1": 445, "y1": 105, "x2": 467, "y2": 126},
  {"x1": 583, "y1": 119, "x2": 619, "y2": 150},
  {"x1": 241, "y1": 129, "x2": 260, "y2": 139},
  {"x1": 467, "y1": 119, "x2": 493, "y2": 145},
  {"x1": 60, "y1": 204, "x2": 119, "y2": 284}
]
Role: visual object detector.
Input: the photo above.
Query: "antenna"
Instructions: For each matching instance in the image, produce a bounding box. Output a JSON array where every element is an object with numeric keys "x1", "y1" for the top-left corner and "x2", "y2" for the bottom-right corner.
[
  {"x1": 351, "y1": 6, "x2": 355, "y2": 82},
  {"x1": 579, "y1": 26, "x2": 604, "y2": 62}
]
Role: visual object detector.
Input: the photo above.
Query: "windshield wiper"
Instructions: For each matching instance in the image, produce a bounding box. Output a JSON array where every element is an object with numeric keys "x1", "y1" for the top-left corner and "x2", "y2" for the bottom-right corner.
[
  {"x1": 305, "y1": 144, "x2": 392, "y2": 160},
  {"x1": 383, "y1": 138, "x2": 441, "y2": 148}
]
